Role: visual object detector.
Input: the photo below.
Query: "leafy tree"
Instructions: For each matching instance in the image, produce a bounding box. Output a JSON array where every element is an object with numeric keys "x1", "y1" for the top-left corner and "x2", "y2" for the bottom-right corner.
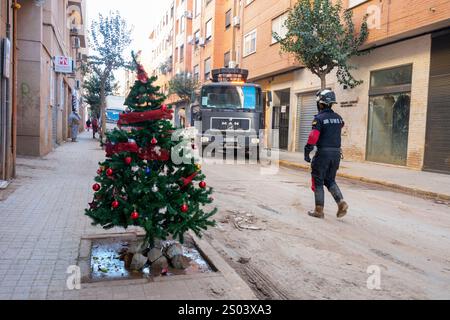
[
  {"x1": 87, "y1": 11, "x2": 133, "y2": 136},
  {"x1": 83, "y1": 73, "x2": 118, "y2": 118},
  {"x1": 168, "y1": 72, "x2": 199, "y2": 105},
  {"x1": 274, "y1": 0, "x2": 369, "y2": 89}
]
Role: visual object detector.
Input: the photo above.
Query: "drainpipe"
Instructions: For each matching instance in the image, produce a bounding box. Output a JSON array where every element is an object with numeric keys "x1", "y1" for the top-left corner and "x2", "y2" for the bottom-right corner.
[
  {"x1": 1, "y1": 0, "x2": 12, "y2": 181},
  {"x1": 11, "y1": 0, "x2": 18, "y2": 177}
]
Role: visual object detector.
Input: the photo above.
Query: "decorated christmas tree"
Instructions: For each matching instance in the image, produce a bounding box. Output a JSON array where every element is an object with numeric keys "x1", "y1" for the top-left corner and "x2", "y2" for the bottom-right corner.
[{"x1": 85, "y1": 52, "x2": 216, "y2": 248}]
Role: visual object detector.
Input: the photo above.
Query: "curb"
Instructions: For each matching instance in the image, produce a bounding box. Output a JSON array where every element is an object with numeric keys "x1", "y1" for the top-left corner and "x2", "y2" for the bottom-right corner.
[{"x1": 277, "y1": 160, "x2": 450, "y2": 201}]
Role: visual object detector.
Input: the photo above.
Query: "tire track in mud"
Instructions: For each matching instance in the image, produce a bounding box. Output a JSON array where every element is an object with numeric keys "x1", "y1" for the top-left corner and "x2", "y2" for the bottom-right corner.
[{"x1": 230, "y1": 260, "x2": 293, "y2": 300}]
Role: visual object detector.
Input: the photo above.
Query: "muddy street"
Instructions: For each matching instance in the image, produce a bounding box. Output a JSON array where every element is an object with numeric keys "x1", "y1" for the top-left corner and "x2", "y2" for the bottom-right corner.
[{"x1": 201, "y1": 162, "x2": 450, "y2": 300}]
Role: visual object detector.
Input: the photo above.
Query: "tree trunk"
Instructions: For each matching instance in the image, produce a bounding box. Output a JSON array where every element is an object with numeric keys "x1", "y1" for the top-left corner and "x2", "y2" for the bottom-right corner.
[
  {"x1": 100, "y1": 81, "x2": 106, "y2": 143},
  {"x1": 320, "y1": 73, "x2": 327, "y2": 90}
]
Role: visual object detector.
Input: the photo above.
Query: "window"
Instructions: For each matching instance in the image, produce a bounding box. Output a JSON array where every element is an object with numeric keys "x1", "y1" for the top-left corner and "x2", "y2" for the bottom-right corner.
[
  {"x1": 180, "y1": 45, "x2": 184, "y2": 62},
  {"x1": 180, "y1": 17, "x2": 186, "y2": 33},
  {"x1": 204, "y1": 58, "x2": 211, "y2": 80},
  {"x1": 205, "y1": 19, "x2": 213, "y2": 40},
  {"x1": 194, "y1": 30, "x2": 200, "y2": 44},
  {"x1": 224, "y1": 51, "x2": 231, "y2": 68},
  {"x1": 370, "y1": 65, "x2": 413, "y2": 90},
  {"x1": 272, "y1": 12, "x2": 288, "y2": 44},
  {"x1": 348, "y1": 0, "x2": 369, "y2": 8},
  {"x1": 367, "y1": 65, "x2": 413, "y2": 166},
  {"x1": 193, "y1": 65, "x2": 200, "y2": 82},
  {"x1": 194, "y1": 0, "x2": 202, "y2": 17},
  {"x1": 225, "y1": 10, "x2": 232, "y2": 29},
  {"x1": 243, "y1": 29, "x2": 257, "y2": 57}
]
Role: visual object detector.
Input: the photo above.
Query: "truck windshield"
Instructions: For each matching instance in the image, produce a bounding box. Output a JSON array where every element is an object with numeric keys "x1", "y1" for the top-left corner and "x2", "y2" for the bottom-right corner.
[
  {"x1": 201, "y1": 85, "x2": 261, "y2": 111},
  {"x1": 106, "y1": 109, "x2": 122, "y2": 122}
]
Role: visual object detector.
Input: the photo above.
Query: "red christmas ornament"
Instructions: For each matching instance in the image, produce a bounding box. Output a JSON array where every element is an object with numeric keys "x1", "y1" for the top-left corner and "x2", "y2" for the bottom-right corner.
[
  {"x1": 97, "y1": 169, "x2": 102, "y2": 175},
  {"x1": 89, "y1": 202, "x2": 97, "y2": 209},
  {"x1": 124, "y1": 157, "x2": 132, "y2": 165},
  {"x1": 112, "y1": 201, "x2": 119, "y2": 209},
  {"x1": 181, "y1": 204, "x2": 189, "y2": 213},
  {"x1": 199, "y1": 181, "x2": 207, "y2": 189},
  {"x1": 151, "y1": 137, "x2": 158, "y2": 145},
  {"x1": 106, "y1": 168, "x2": 114, "y2": 176},
  {"x1": 131, "y1": 211, "x2": 140, "y2": 220},
  {"x1": 92, "y1": 183, "x2": 101, "y2": 192},
  {"x1": 161, "y1": 105, "x2": 168, "y2": 112}
]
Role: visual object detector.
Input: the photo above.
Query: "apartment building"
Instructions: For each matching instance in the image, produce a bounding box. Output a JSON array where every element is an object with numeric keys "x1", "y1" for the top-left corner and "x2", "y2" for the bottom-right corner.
[
  {"x1": 149, "y1": 1, "x2": 175, "y2": 97},
  {"x1": 242, "y1": 0, "x2": 450, "y2": 173},
  {"x1": 149, "y1": 0, "x2": 244, "y2": 126},
  {"x1": 190, "y1": 0, "x2": 242, "y2": 83},
  {"x1": 16, "y1": 0, "x2": 87, "y2": 157}
]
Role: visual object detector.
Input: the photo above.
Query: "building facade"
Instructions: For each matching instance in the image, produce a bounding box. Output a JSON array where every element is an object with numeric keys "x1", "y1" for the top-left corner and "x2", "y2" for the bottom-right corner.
[
  {"x1": 147, "y1": 0, "x2": 450, "y2": 173},
  {"x1": 16, "y1": 0, "x2": 87, "y2": 157},
  {"x1": 242, "y1": 0, "x2": 450, "y2": 173}
]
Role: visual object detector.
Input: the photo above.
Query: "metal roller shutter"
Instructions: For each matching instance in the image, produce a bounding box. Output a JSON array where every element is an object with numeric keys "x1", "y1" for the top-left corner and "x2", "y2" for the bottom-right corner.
[
  {"x1": 424, "y1": 31, "x2": 450, "y2": 174},
  {"x1": 297, "y1": 94, "x2": 317, "y2": 151}
]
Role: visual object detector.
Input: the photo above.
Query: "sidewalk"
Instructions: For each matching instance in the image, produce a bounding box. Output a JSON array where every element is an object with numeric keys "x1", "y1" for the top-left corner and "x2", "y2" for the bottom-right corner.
[
  {"x1": 278, "y1": 151, "x2": 450, "y2": 201},
  {"x1": 0, "y1": 132, "x2": 255, "y2": 300}
]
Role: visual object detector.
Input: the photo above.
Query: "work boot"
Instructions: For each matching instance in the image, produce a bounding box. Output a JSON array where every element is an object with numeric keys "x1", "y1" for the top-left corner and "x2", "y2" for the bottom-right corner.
[
  {"x1": 337, "y1": 201, "x2": 349, "y2": 219},
  {"x1": 308, "y1": 206, "x2": 324, "y2": 219}
]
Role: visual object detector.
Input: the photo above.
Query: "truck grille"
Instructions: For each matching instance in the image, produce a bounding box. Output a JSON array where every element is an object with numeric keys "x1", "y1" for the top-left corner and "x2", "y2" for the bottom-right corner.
[{"x1": 211, "y1": 118, "x2": 251, "y2": 131}]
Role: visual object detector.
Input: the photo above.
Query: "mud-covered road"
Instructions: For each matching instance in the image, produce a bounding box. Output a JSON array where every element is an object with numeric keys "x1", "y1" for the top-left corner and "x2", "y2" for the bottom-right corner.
[{"x1": 201, "y1": 162, "x2": 450, "y2": 300}]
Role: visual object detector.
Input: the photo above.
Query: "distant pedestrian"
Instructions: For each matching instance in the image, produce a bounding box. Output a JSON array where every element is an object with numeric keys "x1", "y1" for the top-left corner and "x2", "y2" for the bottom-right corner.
[
  {"x1": 69, "y1": 109, "x2": 81, "y2": 142},
  {"x1": 86, "y1": 118, "x2": 92, "y2": 132},
  {"x1": 92, "y1": 117, "x2": 99, "y2": 139},
  {"x1": 304, "y1": 90, "x2": 348, "y2": 219}
]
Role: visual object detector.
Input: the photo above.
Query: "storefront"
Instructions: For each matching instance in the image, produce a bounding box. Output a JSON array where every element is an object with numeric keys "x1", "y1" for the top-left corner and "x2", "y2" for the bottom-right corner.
[{"x1": 366, "y1": 64, "x2": 412, "y2": 166}]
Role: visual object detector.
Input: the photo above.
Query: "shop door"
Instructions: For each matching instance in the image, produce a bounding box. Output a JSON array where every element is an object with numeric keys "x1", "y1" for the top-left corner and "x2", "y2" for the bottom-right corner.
[
  {"x1": 424, "y1": 31, "x2": 450, "y2": 174},
  {"x1": 296, "y1": 94, "x2": 317, "y2": 152},
  {"x1": 272, "y1": 106, "x2": 289, "y2": 150}
]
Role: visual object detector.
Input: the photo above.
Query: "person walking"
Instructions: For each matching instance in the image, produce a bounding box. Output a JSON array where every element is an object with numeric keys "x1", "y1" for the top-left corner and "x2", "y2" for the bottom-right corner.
[
  {"x1": 92, "y1": 117, "x2": 99, "y2": 139},
  {"x1": 68, "y1": 109, "x2": 82, "y2": 142},
  {"x1": 86, "y1": 118, "x2": 92, "y2": 132},
  {"x1": 304, "y1": 90, "x2": 349, "y2": 219}
]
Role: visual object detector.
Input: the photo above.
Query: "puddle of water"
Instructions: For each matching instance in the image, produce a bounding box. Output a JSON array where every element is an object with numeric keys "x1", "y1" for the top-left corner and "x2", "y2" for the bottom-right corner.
[{"x1": 90, "y1": 236, "x2": 214, "y2": 282}]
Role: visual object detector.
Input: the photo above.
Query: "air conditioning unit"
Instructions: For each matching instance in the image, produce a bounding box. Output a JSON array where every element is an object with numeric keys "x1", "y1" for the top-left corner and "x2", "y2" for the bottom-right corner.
[
  {"x1": 233, "y1": 16, "x2": 241, "y2": 28},
  {"x1": 184, "y1": 11, "x2": 193, "y2": 19},
  {"x1": 229, "y1": 60, "x2": 237, "y2": 68},
  {"x1": 187, "y1": 35, "x2": 194, "y2": 45},
  {"x1": 198, "y1": 37, "x2": 206, "y2": 47},
  {"x1": 73, "y1": 37, "x2": 80, "y2": 49}
]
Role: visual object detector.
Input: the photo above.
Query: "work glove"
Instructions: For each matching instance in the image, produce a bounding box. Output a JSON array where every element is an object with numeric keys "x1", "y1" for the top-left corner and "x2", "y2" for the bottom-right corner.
[{"x1": 304, "y1": 144, "x2": 314, "y2": 163}]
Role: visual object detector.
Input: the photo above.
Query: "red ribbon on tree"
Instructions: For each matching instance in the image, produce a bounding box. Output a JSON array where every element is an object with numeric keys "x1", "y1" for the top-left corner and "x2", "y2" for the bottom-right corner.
[
  {"x1": 105, "y1": 141, "x2": 170, "y2": 161},
  {"x1": 138, "y1": 146, "x2": 170, "y2": 161},
  {"x1": 181, "y1": 172, "x2": 199, "y2": 189},
  {"x1": 105, "y1": 141, "x2": 140, "y2": 157},
  {"x1": 118, "y1": 108, "x2": 174, "y2": 126}
]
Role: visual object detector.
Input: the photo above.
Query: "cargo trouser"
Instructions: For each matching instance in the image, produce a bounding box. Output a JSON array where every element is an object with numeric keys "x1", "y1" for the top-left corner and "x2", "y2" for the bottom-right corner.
[{"x1": 311, "y1": 148, "x2": 344, "y2": 207}]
